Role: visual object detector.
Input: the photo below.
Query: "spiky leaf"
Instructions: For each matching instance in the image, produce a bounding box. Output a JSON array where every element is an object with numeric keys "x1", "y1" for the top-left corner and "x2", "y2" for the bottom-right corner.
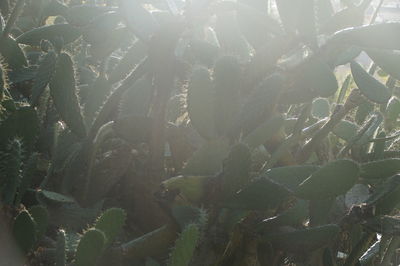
[
  {"x1": 0, "y1": 139, "x2": 22, "y2": 205},
  {"x1": 49, "y1": 53, "x2": 86, "y2": 138},
  {"x1": 31, "y1": 51, "x2": 57, "y2": 106},
  {"x1": 28, "y1": 205, "x2": 49, "y2": 240},
  {"x1": 333, "y1": 120, "x2": 359, "y2": 142},
  {"x1": 262, "y1": 224, "x2": 340, "y2": 253},
  {"x1": 75, "y1": 228, "x2": 106, "y2": 266},
  {"x1": 360, "y1": 159, "x2": 400, "y2": 180},
  {"x1": 351, "y1": 61, "x2": 391, "y2": 104},
  {"x1": 0, "y1": 36, "x2": 27, "y2": 70},
  {"x1": 94, "y1": 208, "x2": 126, "y2": 246},
  {"x1": 13, "y1": 210, "x2": 37, "y2": 253},
  {"x1": 16, "y1": 23, "x2": 81, "y2": 46},
  {"x1": 182, "y1": 139, "x2": 230, "y2": 176},
  {"x1": 243, "y1": 114, "x2": 285, "y2": 149},
  {"x1": 109, "y1": 40, "x2": 147, "y2": 84},
  {"x1": 168, "y1": 224, "x2": 200, "y2": 266},
  {"x1": 330, "y1": 23, "x2": 400, "y2": 50},
  {"x1": 187, "y1": 66, "x2": 216, "y2": 140},
  {"x1": 55, "y1": 229, "x2": 67, "y2": 266},
  {"x1": 15, "y1": 152, "x2": 39, "y2": 205},
  {"x1": 296, "y1": 160, "x2": 360, "y2": 200}
]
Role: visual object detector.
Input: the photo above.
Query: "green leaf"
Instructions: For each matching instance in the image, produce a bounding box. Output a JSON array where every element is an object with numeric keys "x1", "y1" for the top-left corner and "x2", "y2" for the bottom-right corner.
[
  {"x1": 0, "y1": 36, "x2": 27, "y2": 70},
  {"x1": 171, "y1": 205, "x2": 208, "y2": 230},
  {"x1": 118, "y1": 0, "x2": 157, "y2": 41},
  {"x1": 113, "y1": 115, "x2": 152, "y2": 144},
  {"x1": 0, "y1": 139, "x2": 22, "y2": 205},
  {"x1": 238, "y1": 73, "x2": 284, "y2": 134},
  {"x1": 213, "y1": 56, "x2": 242, "y2": 135},
  {"x1": 31, "y1": 51, "x2": 57, "y2": 106},
  {"x1": 168, "y1": 224, "x2": 200, "y2": 266},
  {"x1": 363, "y1": 216, "x2": 400, "y2": 235},
  {"x1": 281, "y1": 58, "x2": 338, "y2": 104},
  {"x1": 83, "y1": 74, "x2": 112, "y2": 125},
  {"x1": 337, "y1": 75, "x2": 351, "y2": 104},
  {"x1": 221, "y1": 143, "x2": 252, "y2": 196},
  {"x1": 55, "y1": 229, "x2": 67, "y2": 266},
  {"x1": 13, "y1": 210, "x2": 37, "y2": 253},
  {"x1": 75, "y1": 228, "x2": 106, "y2": 266},
  {"x1": 161, "y1": 175, "x2": 209, "y2": 203},
  {"x1": 109, "y1": 40, "x2": 147, "y2": 84},
  {"x1": 351, "y1": 61, "x2": 391, "y2": 104},
  {"x1": 367, "y1": 49, "x2": 400, "y2": 80},
  {"x1": 332, "y1": 120, "x2": 359, "y2": 142},
  {"x1": 296, "y1": 159, "x2": 360, "y2": 200},
  {"x1": 315, "y1": 0, "x2": 334, "y2": 28},
  {"x1": 330, "y1": 22, "x2": 400, "y2": 50},
  {"x1": 312, "y1": 98, "x2": 330, "y2": 118},
  {"x1": 42, "y1": 0, "x2": 68, "y2": 17},
  {"x1": 309, "y1": 197, "x2": 334, "y2": 226},
  {"x1": 187, "y1": 66, "x2": 216, "y2": 140},
  {"x1": 224, "y1": 177, "x2": 293, "y2": 210},
  {"x1": 262, "y1": 224, "x2": 340, "y2": 253},
  {"x1": 320, "y1": 5, "x2": 364, "y2": 34},
  {"x1": 355, "y1": 99, "x2": 374, "y2": 125},
  {"x1": 276, "y1": 0, "x2": 315, "y2": 36},
  {"x1": 94, "y1": 208, "x2": 127, "y2": 246},
  {"x1": 28, "y1": 205, "x2": 49, "y2": 240},
  {"x1": 15, "y1": 153, "x2": 39, "y2": 205},
  {"x1": 182, "y1": 139, "x2": 230, "y2": 176},
  {"x1": 264, "y1": 165, "x2": 320, "y2": 191},
  {"x1": 360, "y1": 159, "x2": 400, "y2": 180},
  {"x1": 119, "y1": 75, "x2": 153, "y2": 118},
  {"x1": 49, "y1": 53, "x2": 86, "y2": 138},
  {"x1": 47, "y1": 201, "x2": 103, "y2": 231},
  {"x1": 82, "y1": 11, "x2": 122, "y2": 45},
  {"x1": 365, "y1": 175, "x2": 400, "y2": 215},
  {"x1": 188, "y1": 39, "x2": 220, "y2": 68},
  {"x1": 257, "y1": 200, "x2": 309, "y2": 231},
  {"x1": 40, "y1": 190, "x2": 75, "y2": 204},
  {"x1": 16, "y1": 23, "x2": 81, "y2": 46},
  {"x1": 65, "y1": 5, "x2": 109, "y2": 26},
  {"x1": 146, "y1": 258, "x2": 160, "y2": 266},
  {"x1": 0, "y1": 106, "x2": 39, "y2": 149},
  {"x1": 385, "y1": 97, "x2": 400, "y2": 130},
  {"x1": 235, "y1": 2, "x2": 282, "y2": 49},
  {"x1": 243, "y1": 114, "x2": 285, "y2": 149},
  {"x1": 214, "y1": 12, "x2": 251, "y2": 61}
]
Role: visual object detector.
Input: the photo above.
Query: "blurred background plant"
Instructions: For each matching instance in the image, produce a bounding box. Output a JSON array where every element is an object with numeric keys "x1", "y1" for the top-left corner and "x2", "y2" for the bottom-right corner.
[{"x1": 1, "y1": 0, "x2": 400, "y2": 265}]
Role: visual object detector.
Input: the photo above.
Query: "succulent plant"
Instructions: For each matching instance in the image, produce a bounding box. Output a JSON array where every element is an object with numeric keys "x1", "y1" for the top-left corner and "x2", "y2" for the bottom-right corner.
[{"x1": 2, "y1": 0, "x2": 400, "y2": 265}]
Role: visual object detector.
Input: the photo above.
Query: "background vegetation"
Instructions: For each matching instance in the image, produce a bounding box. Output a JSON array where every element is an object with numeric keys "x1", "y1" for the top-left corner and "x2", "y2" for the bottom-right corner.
[{"x1": 1, "y1": 0, "x2": 400, "y2": 265}]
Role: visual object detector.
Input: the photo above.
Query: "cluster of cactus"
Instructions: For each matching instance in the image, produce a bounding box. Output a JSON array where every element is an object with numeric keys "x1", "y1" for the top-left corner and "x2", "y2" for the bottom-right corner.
[{"x1": 2, "y1": 0, "x2": 400, "y2": 265}]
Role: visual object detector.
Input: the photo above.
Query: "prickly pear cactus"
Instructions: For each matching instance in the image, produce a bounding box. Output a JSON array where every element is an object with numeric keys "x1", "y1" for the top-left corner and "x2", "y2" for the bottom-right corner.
[
  {"x1": 74, "y1": 228, "x2": 106, "y2": 266},
  {"x1": 168, "y1": 224, "x2": 200, "y2": 266},
  {"x1": 1, "y1": 0, "x2": 400, "y2": 265},
  {"x1": 94, "y1": 207, "x2": 126, "y2": 246}
]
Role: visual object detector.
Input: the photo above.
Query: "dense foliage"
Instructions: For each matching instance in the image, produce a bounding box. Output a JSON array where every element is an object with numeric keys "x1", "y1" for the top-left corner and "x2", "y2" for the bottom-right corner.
[{"x1": 1, "y1": 0, "x2": 400, "y2": 265}]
